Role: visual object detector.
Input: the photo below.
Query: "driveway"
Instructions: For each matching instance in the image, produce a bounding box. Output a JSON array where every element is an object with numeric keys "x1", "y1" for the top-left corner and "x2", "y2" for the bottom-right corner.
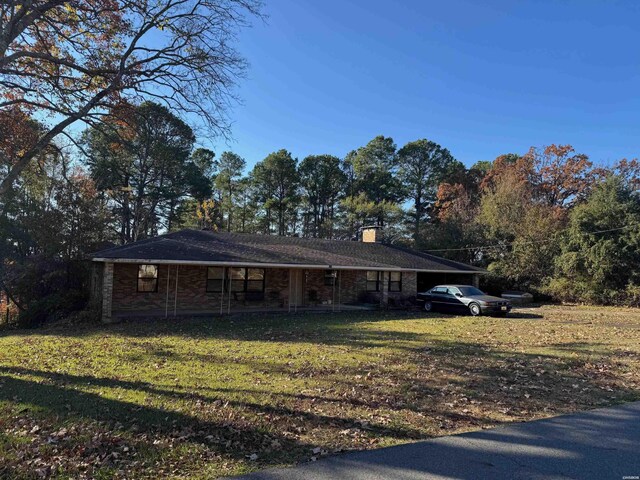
[{"x1": 236, "y1": 401, "x2": 640, "y2": 480}]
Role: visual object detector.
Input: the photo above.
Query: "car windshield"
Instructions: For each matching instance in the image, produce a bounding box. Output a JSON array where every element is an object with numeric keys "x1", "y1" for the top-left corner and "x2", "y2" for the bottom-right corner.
[{"x1": 457, "y1": 286, "x2": 485, "y2": 296}]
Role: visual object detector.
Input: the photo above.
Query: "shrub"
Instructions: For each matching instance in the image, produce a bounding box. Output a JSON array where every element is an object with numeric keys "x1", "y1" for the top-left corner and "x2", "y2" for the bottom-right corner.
[
  {"x1": 625, "y1": 284, "x2": 640, "y2": 307},
  {"x1": 480, "y1": 272, "x2": 508, "y2": 296},
  {"x1": 543, "y1": 277, "x2": 640, "y2": 307},
  {"x1": 547, "y1": 176, "x2": 640, "y2": 306},
  {"x1": 16, "y1": 289, "x2": 89, "y2": 328}
]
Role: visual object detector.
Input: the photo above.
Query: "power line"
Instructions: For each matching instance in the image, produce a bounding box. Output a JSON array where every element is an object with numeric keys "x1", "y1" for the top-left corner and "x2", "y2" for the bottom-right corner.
[{"x1": 423, "y1": 222, "x2": 640, "y2": 253}]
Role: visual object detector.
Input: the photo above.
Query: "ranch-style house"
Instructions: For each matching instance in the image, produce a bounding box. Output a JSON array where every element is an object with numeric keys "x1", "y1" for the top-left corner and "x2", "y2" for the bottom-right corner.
[{"x1": 91, "y1": 228, "x2": 483, "y2": 322}]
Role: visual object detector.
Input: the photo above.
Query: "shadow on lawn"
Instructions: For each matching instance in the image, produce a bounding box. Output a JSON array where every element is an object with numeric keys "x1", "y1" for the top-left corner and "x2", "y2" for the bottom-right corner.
[
  {"x1": 2, "y1": 305, "x2": 639, "y2": 479},
  {"x1": 0, "y1": 311, "x2": 447, "y2": 353},
  {"x1": 0, "y1": 371, "x2": 317, "y2": 478},
  {"x1": 0, "y1": 310, "x2": 486, "y2": 340},
  {"x1": 116, "y1": 312, "x2": 542, "y2": 349},
  {"x1": 2, "y1": 369, "x2": 317, "y2": 421},
  {"x1": 2, "y1": 329, "x2": 639, "y2": 478},
  {"x1": 4, "y1": 324, "x2": 636, "y2": 429},
  {"x1": 0, "y1": 365, "x2": 426, "y2": 441},
  {"x1": 0, "y1": 310, "x2": 545, "y2": 359}
]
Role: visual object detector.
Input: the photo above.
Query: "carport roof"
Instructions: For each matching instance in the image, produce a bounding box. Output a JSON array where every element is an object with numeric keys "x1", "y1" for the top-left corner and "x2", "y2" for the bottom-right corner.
[{"x1": 92, "y1": 229, "x2": 483, "y2": 273}]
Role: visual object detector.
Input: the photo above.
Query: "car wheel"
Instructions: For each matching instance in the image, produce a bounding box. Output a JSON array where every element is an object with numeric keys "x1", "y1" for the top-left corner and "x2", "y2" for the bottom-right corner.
[
  {"x1": 468, "y1": 302, "x2": 481, "y2": 316},
  {"x1": 423, "y1": 301, "x2": 433, "y2": 312}
]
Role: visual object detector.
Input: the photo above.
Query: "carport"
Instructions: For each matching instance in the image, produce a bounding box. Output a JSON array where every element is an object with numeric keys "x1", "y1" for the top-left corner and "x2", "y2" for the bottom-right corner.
[{"x1": 417, "y1": 271, "x2": 481, "y2": 293}]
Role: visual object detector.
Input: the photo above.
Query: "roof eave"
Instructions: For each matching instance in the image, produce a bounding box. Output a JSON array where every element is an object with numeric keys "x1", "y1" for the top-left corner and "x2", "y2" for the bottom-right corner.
[{"x1": 91, "y1": 257, "x2": 483, "y2": 274}]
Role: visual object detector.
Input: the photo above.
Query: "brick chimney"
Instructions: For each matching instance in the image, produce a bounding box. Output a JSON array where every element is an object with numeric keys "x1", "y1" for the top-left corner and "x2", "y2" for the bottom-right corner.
[{"x1": 361, "y1": 225, "x2": 383, "y2": 243}]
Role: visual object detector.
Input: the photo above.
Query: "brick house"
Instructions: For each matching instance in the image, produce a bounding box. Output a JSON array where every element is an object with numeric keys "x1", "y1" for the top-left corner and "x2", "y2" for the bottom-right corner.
[{"x1": 92, "y1": 228, "x2": 483, "y2": 322}]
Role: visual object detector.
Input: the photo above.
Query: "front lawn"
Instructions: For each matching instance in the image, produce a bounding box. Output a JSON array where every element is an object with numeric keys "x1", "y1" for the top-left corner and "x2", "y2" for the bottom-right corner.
[{"x1": 1, "y1": 305, "x2": 639, "y2": 479}]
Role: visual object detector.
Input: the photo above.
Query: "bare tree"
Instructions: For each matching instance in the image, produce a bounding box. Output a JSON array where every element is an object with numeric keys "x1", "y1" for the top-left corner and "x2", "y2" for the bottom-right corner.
[{"x1": 0, "y1": 0, "x2": 262, "y2": 196}]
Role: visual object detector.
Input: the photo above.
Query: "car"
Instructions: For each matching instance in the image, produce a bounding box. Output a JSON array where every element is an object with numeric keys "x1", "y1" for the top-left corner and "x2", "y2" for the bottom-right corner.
[{"x1": 417, "y1": 284, "x2": 512, "y2": 317}]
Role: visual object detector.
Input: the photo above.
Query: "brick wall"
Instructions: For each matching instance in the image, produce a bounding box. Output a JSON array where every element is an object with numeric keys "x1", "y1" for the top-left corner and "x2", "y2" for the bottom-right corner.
[
  {"x1": 112, "y1": 264, "x2": 291, "y2": 313},
  {"x1": 109, "y1": 263, "x2": 419, "y2": 316},
  {"x1": 394, "y1": 271, "x2": 417, "y2": 306},
  {"x1": 400, "y1": 271, "x2": 417, "y2": 299}
]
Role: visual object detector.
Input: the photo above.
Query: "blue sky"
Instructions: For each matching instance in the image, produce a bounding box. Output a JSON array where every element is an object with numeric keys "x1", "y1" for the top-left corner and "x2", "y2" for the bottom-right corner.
[{"x1": 209, "y1": 0, "x2": 640, "y2": 170}]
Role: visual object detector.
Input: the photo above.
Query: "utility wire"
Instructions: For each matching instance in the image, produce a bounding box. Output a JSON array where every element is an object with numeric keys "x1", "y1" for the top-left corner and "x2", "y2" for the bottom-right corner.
[{"x1": 423, "y1": 222, "x2": 640, "y2": 253}]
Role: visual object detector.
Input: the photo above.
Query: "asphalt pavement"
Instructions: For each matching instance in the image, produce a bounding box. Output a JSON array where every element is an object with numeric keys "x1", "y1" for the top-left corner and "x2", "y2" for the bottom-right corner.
[{"x1": 235, "y1": 401, "x2": 640, "y2": 480}]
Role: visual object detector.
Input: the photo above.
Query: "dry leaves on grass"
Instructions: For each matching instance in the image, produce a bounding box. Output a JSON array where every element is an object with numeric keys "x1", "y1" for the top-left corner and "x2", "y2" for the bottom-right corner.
[{"x1": 0, "y1": 306, "x2": 639, "y2": 479}]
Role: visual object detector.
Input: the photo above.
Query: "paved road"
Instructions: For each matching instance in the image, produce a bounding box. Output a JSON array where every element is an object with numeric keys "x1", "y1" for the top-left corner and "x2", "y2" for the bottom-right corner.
[{"x1": 236, "y1": 401, "x2": 640, "y2": 480}]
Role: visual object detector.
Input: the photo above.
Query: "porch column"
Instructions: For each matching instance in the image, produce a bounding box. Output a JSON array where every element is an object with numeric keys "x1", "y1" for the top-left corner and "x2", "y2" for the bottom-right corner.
[
  {"x1": 295, "y1": 269, "x2": 300, "y2": 313},
  {"x1": 288, "y1": 269, "x2": 292, "y2": 313},
  {"x1": 472, "y1": 274, "x2": 480, "y2": 288},
  {"x1": 101, "y1": 262, "x2": 114, "y2": 323},
  {"x1": 174, "y1": 265, "x2": 180, "y2": 317},
  {"x1": 288, "y1": 268, "x2": 303, "y2": 312},
  {"x1": 380, "y1": 271, "x2": 389, "y2": 308}
]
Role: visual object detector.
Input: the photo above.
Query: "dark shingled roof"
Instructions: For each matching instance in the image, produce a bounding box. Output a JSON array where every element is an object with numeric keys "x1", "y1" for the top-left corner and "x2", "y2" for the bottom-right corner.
[{"x1": 92, "y1": 229, "x2": 482, "y2": 273}]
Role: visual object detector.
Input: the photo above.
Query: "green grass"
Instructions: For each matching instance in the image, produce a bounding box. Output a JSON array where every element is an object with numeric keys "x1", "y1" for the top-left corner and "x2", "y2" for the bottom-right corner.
[{"x1": 1, "y1": 305, "x2": 639, "y2": 478}]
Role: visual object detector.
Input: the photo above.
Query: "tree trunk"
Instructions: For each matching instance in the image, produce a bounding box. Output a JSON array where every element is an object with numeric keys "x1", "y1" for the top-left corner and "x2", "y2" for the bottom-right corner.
[{"x1": 413, "y1": 185, "x2": 424, "y2": 244}]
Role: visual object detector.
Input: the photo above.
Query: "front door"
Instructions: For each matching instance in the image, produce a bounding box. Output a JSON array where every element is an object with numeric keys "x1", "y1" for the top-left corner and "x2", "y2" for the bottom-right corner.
[{"x1": 291, "y1": 269, "x2": 305, "y2": 308}]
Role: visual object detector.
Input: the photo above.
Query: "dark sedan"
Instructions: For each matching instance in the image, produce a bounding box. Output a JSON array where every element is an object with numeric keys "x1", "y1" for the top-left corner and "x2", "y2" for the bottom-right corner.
[{"x1": 417, "y1": 285, "x2": 512, "y2": 316}]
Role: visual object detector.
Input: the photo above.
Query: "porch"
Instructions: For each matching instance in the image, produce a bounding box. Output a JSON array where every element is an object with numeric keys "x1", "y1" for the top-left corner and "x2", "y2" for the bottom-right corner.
[{"x1": 99, "y1": 263, "x2": 419, "y2": 323}]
